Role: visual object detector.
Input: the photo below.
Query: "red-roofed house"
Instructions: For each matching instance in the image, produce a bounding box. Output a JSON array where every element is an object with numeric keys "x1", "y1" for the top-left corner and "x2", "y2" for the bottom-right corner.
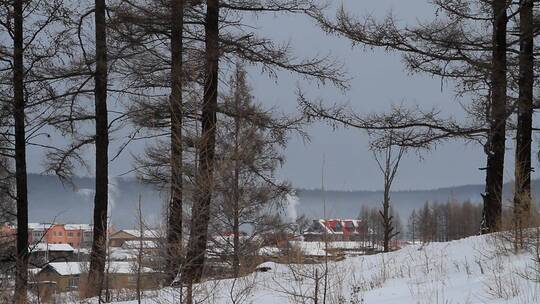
[{"x1": 303, "y1": 219, "x2": 366, "y2": 241}]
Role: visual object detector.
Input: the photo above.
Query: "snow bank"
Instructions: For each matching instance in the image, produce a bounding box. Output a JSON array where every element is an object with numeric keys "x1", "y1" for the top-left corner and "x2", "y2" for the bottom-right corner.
[
  {"x1": 97, "y1": 234, "x2": 540, "y2": 303},
  {"x1": 289, "y1": 240, "x2": 379, "y2": 256}
]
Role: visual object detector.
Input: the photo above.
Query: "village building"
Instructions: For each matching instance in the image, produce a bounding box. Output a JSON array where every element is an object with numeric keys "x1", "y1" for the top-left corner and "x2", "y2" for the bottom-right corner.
[
  {"x1": 4, "y1": 223, "x2": 94, "y2": 248},
  {"x1": 121, "y1": 240, "x2": 159, "y2": 251},
  {"x1": 109, "y1": 229, "x2": 160, "y2": 247},
  {"x1": 29, "y1": 243, "x2": 75, "y2": 265},
  {"x1": 32, "y1": 261, "x2": 163, "y2": 295},
  {"x1": 303, "y1": 219, "x2": 366, "y2": 241},
  {"x1": 108, "y1": 240, "x2": 161, "y2": 261},
  {"x1": 64, "y1": 224, "x2": 94, "y2": 248}
]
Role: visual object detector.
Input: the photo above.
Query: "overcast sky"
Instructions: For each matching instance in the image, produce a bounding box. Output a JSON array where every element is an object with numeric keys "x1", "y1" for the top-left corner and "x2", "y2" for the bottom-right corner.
[
  {"x1": 25, "y1": 0, "x2": 540, "y2": 191},
  {"x1": 245, "y1": 0, "x2": 539, "y2": 191}
]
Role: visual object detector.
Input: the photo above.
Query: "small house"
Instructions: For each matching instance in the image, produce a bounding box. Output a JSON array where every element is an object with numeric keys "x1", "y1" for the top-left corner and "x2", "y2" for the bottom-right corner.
[
  {"x1": 29, "y1": 243, "x2": 75, "y2": 265},
  {"x1": 109, "y1": 229, "x2": 160, "y2": 247},
  {"x1": 33, "y1": 261, "x2": 163, "y2": 294},
  {"x1": 303, "y1": 219, "x2": 366, "y2": 241}
]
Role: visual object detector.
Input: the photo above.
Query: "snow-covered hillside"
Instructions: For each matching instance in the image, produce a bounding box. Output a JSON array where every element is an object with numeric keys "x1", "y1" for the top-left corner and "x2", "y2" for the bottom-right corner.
[{"x1": 96, "y1": 234, "x2": 540, "y2": 304}]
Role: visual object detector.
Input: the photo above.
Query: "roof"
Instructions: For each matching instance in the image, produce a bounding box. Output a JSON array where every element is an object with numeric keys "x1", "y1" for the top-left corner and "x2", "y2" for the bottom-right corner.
[
  {"x1": 27, "y1": 223, "x2": 54, "y2": 231},
  {"x1": 42, "y1": 261, "x2": 155, "y2": 276},
  {"x1": 26, "y1": 223, "x2": 93, "y2": 231},
  {"x1": 31, "y1": 243, "x2": 74, "y2": 252},
  {"x1": 114, "y1": 229, "x2": 159, "y2": 239},
  {"x1": 121, "y1": 240, "x2": 159, "y2": 249},
  {"x1": 109, "y1": 248, "x2": 138, "y2": 261},
  {"x1": 258, "y1": 246, "x2": 281, "y2": 256},
  {"x1": 305, "y1": 219, "x2": 363, "y2": 235},
  {"x1": 64, "y1": 224, "x2": 92, "y2": 231},
  {"x1": 43, "y1": 262, "x2": 82, "y2": 276}
]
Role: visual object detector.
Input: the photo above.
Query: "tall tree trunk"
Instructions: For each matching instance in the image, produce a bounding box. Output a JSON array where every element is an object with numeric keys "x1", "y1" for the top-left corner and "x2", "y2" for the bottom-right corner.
[
  {"x1": 167, "y1": 0, "x2": 185, "y2": 283},
  {"x1": 136, "y1": 197, "x2": 143, "y2": 304},
  {"x1": 183, "y1": 0, "x2": 219, "y2": 284},
  {"x1": 411, "y1": 214, "x2": 415, "y2": 244},
  {"x1": 13, "y1": 0, "x2": 28, "y2": 302},
  {"x1": 86, "y1": 0, "x2": 109, "y2": 298},
  {"x1": 382, "y1": 188, "x2": 390, "y2": 252},
  {"x1": 514, "y1": 0, "x2": 533, "y2": 244},
  {"x1": 482, "y1": 0, "x2": 507, "y2": 234},
  {"x1": 232, "y1": 72, "x2": 241, "y2": 277},
  {"x1": 232, "y1": 193, "x2": 240, "y2": 276}
]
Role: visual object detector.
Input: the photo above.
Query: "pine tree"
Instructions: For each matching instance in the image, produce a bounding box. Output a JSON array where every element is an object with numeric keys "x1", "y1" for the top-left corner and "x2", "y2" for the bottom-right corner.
[{"x1": 212, "y1": 63, "x2": 290, "y2": 276}]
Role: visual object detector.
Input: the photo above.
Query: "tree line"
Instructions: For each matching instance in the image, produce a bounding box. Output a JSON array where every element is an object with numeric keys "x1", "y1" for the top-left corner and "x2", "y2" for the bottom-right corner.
[
  {"x1": 357, "y1": 205, "x2": 403, "y2": 251},
  {"x1": 407, "y1": 201, "x2": 483, "y2": 244},
  {"x1": 356, "y1": 200, "x2": 483, "y2": 248}
]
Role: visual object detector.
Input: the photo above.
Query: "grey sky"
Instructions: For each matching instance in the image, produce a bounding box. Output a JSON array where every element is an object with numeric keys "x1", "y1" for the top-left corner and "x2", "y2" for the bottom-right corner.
[
  {"x1": 246, "y1": 0, "x2": 539, "y2": 191},
  {"x1": 25, "y1": 0, "x2": 540, "y2": 191}
]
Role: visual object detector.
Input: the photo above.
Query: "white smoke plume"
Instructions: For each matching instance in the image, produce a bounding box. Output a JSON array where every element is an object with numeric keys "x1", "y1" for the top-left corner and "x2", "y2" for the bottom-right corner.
[
  {"x1": 107, "y1": 177, "x2": 119, "y2": 219},
  {"x1": 76, "y1": 188, "x2": 94, "y2": 199},
  {"x1": 74, "y1": 178, "x2": 119, "y2": 220},
  {"x1": 285, "y1": 193, "x2": 299, "y2": 221}
]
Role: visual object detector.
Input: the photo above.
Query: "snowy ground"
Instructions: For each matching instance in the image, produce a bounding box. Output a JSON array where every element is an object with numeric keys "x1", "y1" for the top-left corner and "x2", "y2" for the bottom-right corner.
[
  {"x1": 77, "y1": 234, "x2": 540, "y2": 304},
  {"x1": 288, "y1": 240, "x2": 382, "y2": 256}
]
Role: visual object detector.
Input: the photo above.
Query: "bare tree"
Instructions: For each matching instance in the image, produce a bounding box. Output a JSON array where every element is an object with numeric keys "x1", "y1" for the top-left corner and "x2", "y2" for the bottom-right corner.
[
  {"x1": 410, "y1": 200, "x2": 483, "y2": 243},
  {"x1": 407, "y1": 210, "x2": 417, "y2": 244},
  {"x1": 418, "y1": 202, "x2": 435, "y2": 244},
  {"x1": 372, "y1": 135, "x2": 405, "y2": 252}
]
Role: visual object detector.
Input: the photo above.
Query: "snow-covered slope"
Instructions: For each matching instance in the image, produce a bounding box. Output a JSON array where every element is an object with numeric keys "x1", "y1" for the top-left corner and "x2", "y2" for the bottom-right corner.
[{"x1": 101, "y1": 234, "x2": 540, "y2": 303}]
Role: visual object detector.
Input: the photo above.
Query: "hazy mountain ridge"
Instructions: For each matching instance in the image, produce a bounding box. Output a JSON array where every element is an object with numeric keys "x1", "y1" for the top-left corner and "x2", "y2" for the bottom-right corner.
[
  {"x1": 295, "y1": 180, "x2": 540, "y2": 220},
  {"x1": 27, "y1": 174, "x2": 164, "y2": 229},
  {"x1": 26, "y1": 174, "x2": 539, "y2": 227}
]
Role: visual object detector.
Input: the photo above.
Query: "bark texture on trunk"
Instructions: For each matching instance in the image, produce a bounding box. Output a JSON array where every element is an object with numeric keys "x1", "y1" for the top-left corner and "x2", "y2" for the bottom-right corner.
[
  {"x1": 232, "y1": 80, "x2": 241, "y2": 277},
  {"x1": 514, "y1": 0, "x2": 533, "y2": 239},
  {"x1": 482, "y1": 0, "x2": 507, "y2": 234},
  {"x1": 167, "y1": 0, "x2": 185, "y2": 283},
  {"x1": 382, "y1": 188, "x2": 391, "y2": 252},
  {"x1": 183, "y1": 0, "x2": 219, "y2": 284},
  {"x1": 13, "y1": 0, "x2": 28, "y2": 302},
  {"x1": 86, "y1": 0, "x2": 109, "y2": 298}
]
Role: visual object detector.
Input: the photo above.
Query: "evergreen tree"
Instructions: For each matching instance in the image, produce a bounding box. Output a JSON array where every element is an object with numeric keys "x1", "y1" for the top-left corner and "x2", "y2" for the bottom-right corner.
[{"x1": 211, "y1": 63, "x2": 290, "y2": 276}]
